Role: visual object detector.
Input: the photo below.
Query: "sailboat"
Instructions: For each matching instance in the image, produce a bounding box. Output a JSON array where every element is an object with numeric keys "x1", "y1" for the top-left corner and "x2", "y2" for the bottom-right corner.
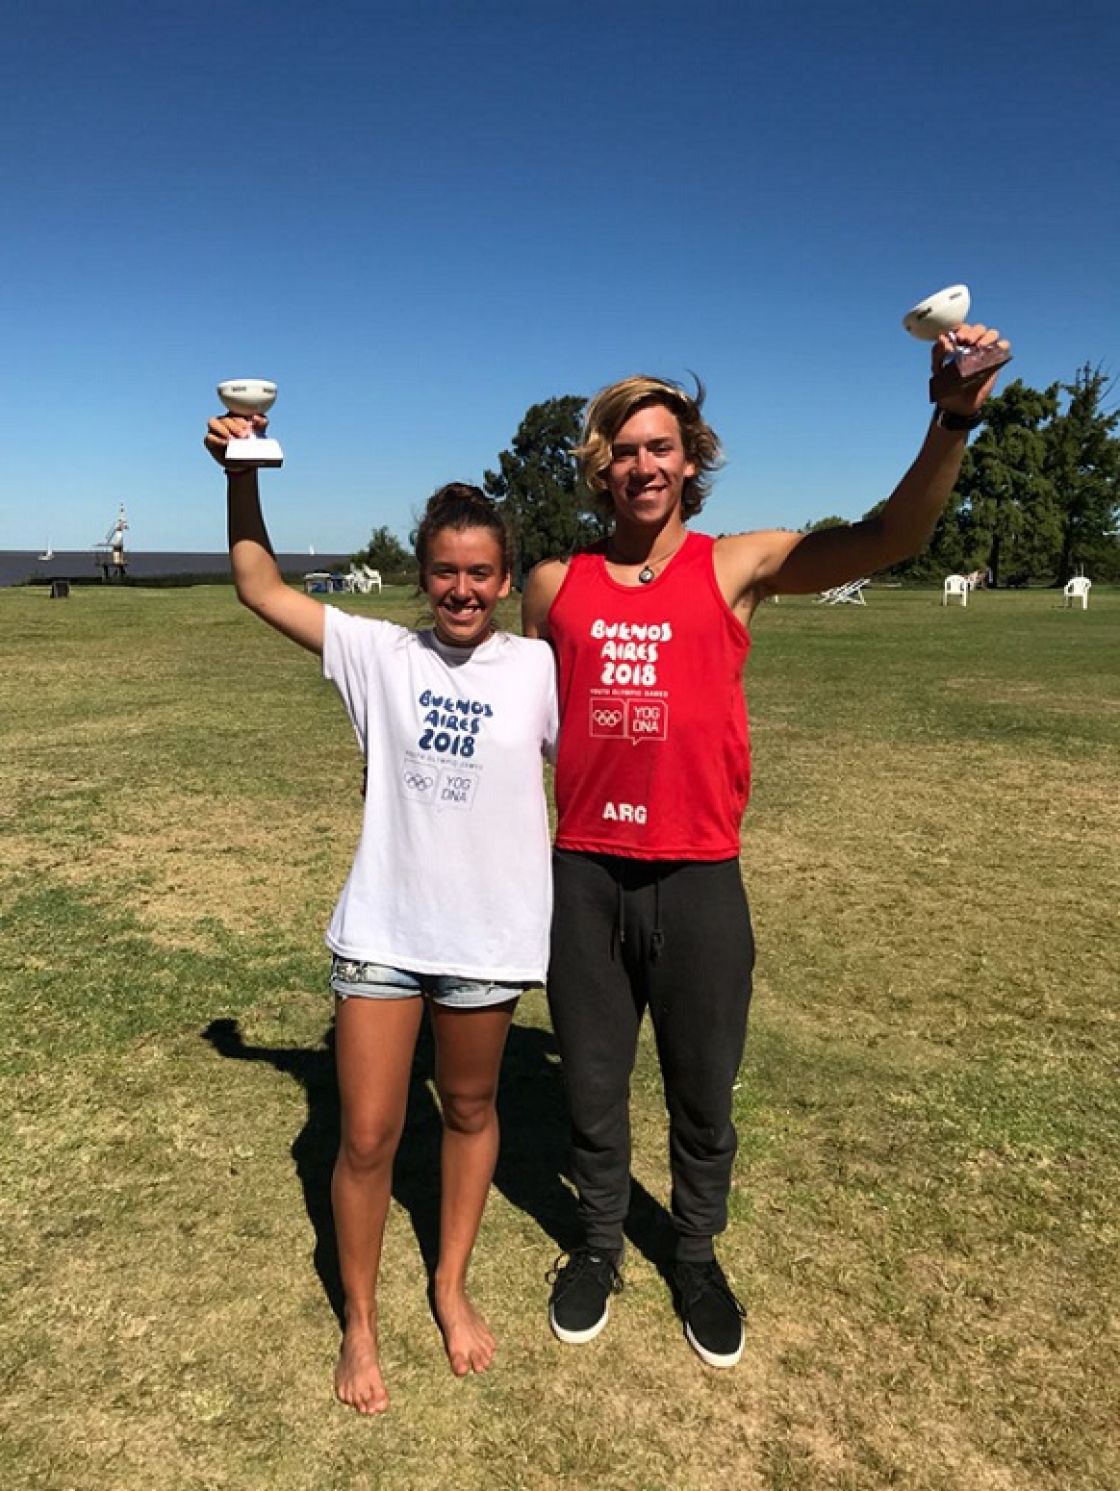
[{"x1": 39, "y1": 541, "x2": 54, "y2": 560}]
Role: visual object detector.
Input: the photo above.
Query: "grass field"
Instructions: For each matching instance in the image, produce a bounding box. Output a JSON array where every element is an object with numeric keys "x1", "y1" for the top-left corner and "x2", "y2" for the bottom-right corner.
[{"x1": 1, "y1": 581, "x2": 1117, "y2": 1491}]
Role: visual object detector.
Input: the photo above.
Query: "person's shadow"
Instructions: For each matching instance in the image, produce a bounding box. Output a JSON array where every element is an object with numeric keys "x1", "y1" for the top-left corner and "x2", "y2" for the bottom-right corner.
[{"x1": 203, "y1": 1011, "x2": 675, "y2": 1324}]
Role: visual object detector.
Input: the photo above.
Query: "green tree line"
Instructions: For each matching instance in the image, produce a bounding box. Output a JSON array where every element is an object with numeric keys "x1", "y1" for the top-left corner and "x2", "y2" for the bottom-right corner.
[
  {"x1": 852, "y1": 367, "x2": 1120, "y2": 585},
  {"x1": 356, "y1": 367, "x2": 1119, "y2": 587}
]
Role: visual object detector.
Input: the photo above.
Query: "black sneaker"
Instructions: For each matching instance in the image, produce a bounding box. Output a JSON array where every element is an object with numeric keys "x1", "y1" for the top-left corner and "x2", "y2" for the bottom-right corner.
[
  {"x1": 673, "y1": 1259, "x2": 746, "y2": 1368},
  {"x1": 548, "y1": 1248, "x2": 623, "y2": 1344}
]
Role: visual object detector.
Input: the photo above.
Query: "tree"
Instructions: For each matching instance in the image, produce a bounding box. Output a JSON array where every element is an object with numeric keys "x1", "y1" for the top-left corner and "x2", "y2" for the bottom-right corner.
[
  {"x1": 876, "y1": 382, "x2": 1059, "y2": 584},
  {"x1": 800, "y1": 514, "x2": 847, "y2": 533},
  {"x1": 354, "y1": 524, "x2": 413, "y2": 582},
  {"x1": 1045, "y1": 365, "x2": 1120, "y2": 583},
  {"x1": 876, "y1": 370, "x2": 1120, "y2": 585},
  {"x1": 957, "y1": 379, "x2": 1061, "y2": 586},
  {"x1": 484, "y1": 396, "x2": 606, "y2": 581}
]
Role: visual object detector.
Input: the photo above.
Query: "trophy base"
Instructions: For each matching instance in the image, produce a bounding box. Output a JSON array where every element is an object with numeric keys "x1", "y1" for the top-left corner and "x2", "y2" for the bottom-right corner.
[
  {"x1": 929, "y1": 344, "x2": 1012, "y2": 403},
  {"x1": 225, "y1": 436, "x2": 284, "y2": 470}
]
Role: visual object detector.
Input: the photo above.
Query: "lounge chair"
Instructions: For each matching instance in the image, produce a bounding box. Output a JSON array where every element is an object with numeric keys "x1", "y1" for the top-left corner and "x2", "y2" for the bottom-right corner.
[{"x1": 818, "y1": 577, "x2": 869, "y2": 605}]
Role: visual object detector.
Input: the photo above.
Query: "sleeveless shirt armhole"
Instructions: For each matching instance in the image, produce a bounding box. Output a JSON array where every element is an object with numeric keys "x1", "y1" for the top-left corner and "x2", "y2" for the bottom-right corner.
[
  {"x1": 549, "y1": 554, "x2": 582, "y2": 613},
  {"x1": 701, "y1": 535, "x2": 752, "y2": 647}
]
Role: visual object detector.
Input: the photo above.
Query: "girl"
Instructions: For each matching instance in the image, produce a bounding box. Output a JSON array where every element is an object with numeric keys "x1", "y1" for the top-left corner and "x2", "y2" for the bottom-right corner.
[{"x1": 205, "y1": 414, "x2": 556, "y2": 1415}]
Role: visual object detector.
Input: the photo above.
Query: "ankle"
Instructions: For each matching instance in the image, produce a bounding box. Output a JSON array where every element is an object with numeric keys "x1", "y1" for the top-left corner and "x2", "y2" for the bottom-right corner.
[
  {"x1": 584, "y1": 1241, "x2": 625, "y2": 1266},
  {"x1": 342, "y1": 1302, "x2": 377, "y2": 1335},
  {"x1": 675, "y1": 1237, "x2": 716, "y2": 1267},
  {"x1": 433, "y1": 1268, "x2": 468, "y2": 1299}
]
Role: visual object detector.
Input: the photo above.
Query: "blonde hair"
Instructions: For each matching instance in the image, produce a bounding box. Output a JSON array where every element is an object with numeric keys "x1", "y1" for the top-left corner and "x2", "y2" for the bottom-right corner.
[{"x1": 575, "y1": 374, "x2": 723, "y2": 520}]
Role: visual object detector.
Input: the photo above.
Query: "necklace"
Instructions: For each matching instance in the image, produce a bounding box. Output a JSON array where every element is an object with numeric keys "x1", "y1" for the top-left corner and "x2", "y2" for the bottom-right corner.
[{"x1": 608, "y1": 534, "x2": 686, "y2": 586}]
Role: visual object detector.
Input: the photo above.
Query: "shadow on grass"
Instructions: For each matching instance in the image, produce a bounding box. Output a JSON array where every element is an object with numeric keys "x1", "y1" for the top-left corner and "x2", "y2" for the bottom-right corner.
[{"x1": 203, "y1": 1015, "x2": 676, "y2": 1325}]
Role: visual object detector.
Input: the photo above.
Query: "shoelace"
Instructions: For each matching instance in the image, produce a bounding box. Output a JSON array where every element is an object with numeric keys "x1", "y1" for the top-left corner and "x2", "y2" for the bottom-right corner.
[
  {"x1": 675, "y1": 1261, "x2": 745, "y2": 1317},
  {"x1": 548, "y1": 1249, "x2": 623, "y2": 1297}
]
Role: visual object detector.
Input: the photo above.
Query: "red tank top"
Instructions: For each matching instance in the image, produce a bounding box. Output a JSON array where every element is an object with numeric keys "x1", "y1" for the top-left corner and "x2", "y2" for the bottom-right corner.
[{"x1": 549, "y1": 531, "x2": 751, "y2": 860}]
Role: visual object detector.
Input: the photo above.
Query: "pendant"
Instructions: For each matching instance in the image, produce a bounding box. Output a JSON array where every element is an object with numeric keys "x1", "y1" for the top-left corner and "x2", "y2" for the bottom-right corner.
[{"x1": 638, "y1": 565, "x2": 655, "y2": 584}]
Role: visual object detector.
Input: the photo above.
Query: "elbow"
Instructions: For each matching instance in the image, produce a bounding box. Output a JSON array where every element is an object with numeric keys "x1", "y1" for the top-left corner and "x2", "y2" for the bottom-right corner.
[
  {"x1": 235, "y1": 576, "x2": 282, "y2": 618},
  {"x1": 878, "y1": 538, "x2": 917, "y2": 571},
  {"x1": 855, "y1": 514, "x2": 908, "y2": 573},
  {"x1": 234, "y1": 578, "x2": 262, "y2": 613},
  {"x1": 874, "y1": 515, "x2": 934, "y2": 572}
]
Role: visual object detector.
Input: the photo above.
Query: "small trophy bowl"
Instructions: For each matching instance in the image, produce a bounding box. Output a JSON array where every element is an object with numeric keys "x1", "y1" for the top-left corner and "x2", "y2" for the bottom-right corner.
[
  {"x1": 218, "y1": 378, "x2": 278, "y2": 416},
  {"x1": 218, "y1": 378, "x2": 284, "y2": 468},
  {"x1": 903, "y1": 285, "x2": 971, "y2": 342},
  {"x1": 903, "y1": 285, "x2": 1011, "y2": 403}
]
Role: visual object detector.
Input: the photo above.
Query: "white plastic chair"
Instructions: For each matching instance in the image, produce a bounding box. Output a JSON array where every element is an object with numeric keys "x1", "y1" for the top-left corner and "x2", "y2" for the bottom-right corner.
[
  {"x1": 1063, "y1": 576, "x2": 1091, "y2": 610},
  {"x1": 943, "y1": 574, "x2": 968, "y2": 607},
  {"x1": 348, "y1": 565, "x2": 373, "y2": 594},
  {"x1": 361, "y1": 565, "x2": 384, "y2": 592}
]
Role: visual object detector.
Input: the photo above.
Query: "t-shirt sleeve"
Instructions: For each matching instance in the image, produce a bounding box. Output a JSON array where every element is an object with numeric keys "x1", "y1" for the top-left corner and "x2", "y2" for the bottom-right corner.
[
  {"x1": 539, "y1": 646, "x2": 560, "y2": 765},
  {"x1": 321, "y1": 606, "x2": 384, "y2": 755}
]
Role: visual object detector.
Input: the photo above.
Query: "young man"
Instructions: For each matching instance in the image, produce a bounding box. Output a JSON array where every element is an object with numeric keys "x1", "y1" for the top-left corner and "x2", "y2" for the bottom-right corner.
[{"x1": 523, "y1": 321, "x2": 1010, "y2": 1368}]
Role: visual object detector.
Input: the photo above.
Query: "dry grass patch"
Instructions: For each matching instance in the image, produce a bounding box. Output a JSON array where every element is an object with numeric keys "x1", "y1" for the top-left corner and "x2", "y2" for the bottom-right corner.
[
  {"x1": 2, "y1": 585, "x2": 1119, "y2": 1490},
  {"x1": 748, "y1": 733, "x2": 1117, "y2": 1049}
]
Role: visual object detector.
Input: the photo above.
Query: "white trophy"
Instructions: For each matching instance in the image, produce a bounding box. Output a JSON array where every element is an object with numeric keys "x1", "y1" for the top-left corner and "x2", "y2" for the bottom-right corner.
[
  {"x1": 217, "y1": 378, "x2": 284, "y2": 469},
  {"x1": 902, "y1": 285, "x2": 1011, "y2": 402}
]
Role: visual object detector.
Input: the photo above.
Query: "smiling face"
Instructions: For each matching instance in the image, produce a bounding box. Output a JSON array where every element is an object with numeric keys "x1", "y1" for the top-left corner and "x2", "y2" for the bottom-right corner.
[
  {"x1": 422, "y1": 526, "x2": 511, "y2": 648},
  {"x1": 605, "y1": 401, "x2": 697, "y2": 529}
]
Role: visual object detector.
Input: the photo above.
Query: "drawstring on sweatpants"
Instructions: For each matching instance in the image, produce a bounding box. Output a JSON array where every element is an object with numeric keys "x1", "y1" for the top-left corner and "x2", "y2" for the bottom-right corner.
[
  {"x1": 650, "y1": 876, "x2": 665, "y2": 963},
  {"x1": 610, "y1": 866, "x2": 665, "y2": 962},
  {"x1": 613, "y1": 878, "x2": 626, "y2": 956}
]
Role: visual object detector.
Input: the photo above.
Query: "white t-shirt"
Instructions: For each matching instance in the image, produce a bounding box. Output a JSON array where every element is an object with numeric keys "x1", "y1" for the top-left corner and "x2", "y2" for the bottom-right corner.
[{"x1": 322, "y1": 607, "x2": 558, "y2": 982}]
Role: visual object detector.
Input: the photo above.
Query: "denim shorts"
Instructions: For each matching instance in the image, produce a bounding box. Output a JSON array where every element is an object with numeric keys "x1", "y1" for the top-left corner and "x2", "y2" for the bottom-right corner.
[{"x1": 330, "y1": 955, "x2": 529, "y2": 1009}]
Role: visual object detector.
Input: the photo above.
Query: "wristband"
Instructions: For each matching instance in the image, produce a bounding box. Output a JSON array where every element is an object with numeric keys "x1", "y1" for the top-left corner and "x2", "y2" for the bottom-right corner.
[{"x1": 933, "y1": 405, "x2": 984, "y2": 433}]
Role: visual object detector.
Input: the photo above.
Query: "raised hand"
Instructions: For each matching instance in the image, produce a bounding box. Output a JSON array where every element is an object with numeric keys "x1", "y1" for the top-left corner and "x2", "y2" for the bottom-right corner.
[
  {"x1": 932, "y1": 322, "x2": 1011, "y2": 414},
  {"x1": 204, "y1": 412, "x2": 269, "y2": 468}
]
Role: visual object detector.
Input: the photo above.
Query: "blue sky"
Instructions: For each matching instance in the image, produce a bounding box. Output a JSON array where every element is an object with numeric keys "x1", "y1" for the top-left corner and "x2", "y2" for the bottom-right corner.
[{"x1": 2, "y1": 0, "x2": 1117, "y2": 554}]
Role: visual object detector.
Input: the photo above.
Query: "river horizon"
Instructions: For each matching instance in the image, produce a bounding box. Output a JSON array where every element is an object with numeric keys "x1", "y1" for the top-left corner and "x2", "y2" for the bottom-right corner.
[{"x1": 0, "y1": 549, "x2": 352, "y2": 588}]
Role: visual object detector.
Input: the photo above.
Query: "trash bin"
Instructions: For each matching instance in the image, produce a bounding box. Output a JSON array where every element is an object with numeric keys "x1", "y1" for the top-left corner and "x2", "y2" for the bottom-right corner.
[{"x1": 49, "y1": 579, "x2": 71, "y2": 599}]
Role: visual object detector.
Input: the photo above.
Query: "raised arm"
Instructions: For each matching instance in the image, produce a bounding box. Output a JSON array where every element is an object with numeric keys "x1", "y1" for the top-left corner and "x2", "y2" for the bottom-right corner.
[
  {"x1": 204, "y1": 414, "x2": 325, "y2": 655},
  {"x1": 715, "y1": 321, "x2": 1011, "y2": 617}
]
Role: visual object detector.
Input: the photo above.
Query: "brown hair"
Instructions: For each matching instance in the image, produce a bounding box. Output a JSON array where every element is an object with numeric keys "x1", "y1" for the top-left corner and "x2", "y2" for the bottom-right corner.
[
  {"x1": 575, "y1": 374, "x2": 723, "y2": 520},
  {"x1": 414, "y1": 483, "x2": 514, "y2": 576}
]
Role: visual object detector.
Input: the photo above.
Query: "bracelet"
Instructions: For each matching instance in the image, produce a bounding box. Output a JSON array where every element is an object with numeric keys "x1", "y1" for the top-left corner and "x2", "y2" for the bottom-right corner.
[{"x1": 933, "y1": 405, "x2": 984, "y2": 433}]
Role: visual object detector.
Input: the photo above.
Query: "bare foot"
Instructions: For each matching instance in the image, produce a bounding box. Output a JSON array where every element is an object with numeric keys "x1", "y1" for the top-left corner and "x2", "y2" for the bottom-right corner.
[
  {"x1": 434, "y1": 1284, "x2": 496, "y2": 1377},
  {"x1": 335, "y1": 1320, "x2": 390, "y2": 1415}
]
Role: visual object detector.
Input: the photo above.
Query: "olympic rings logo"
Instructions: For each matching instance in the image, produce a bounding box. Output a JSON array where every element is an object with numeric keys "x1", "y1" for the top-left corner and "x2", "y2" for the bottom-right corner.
[
  {"x1": 592, "y1": 709, "x2": 623, "y2": 727},
  {"x1": 403, "y1": 772, "x2": 434, "y2": 790}
]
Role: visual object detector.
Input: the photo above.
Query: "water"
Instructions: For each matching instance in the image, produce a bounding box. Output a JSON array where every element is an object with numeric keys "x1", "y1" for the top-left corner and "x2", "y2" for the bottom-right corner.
[{"x1": 0, "y1": 550, "x2": 351, "y2": 588}]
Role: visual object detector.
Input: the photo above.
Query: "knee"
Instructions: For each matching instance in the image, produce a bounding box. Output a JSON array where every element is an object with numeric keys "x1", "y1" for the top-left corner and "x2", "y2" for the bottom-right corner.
[
  {"x1": 339, "y1": 1117, "x2": 401, "y2": 1174},
  {"x1": 668, "y1": 1096, "x2": 737, "y2": 1157},
  {"x1": 665, "y1": 1076, "x2": 736, "y2": 1144},
  {"x1": 564, "y1": 1059, "x2": 632, "y2": 1129},
  {"x1": 438, "y1": 1085, "x2": 496, "y2": 1136}
]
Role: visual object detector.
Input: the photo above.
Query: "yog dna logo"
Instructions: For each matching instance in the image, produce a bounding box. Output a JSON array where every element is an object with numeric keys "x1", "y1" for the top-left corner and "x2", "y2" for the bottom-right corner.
[{"x1": 589, "y1": 696, "x2": 669, "y2": 744}]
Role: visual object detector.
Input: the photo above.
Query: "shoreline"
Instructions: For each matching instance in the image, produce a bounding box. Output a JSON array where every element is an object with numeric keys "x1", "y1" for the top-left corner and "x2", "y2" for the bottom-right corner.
[{"x1": 0, "y1": 550, "x2": 352, "y2": 588}]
